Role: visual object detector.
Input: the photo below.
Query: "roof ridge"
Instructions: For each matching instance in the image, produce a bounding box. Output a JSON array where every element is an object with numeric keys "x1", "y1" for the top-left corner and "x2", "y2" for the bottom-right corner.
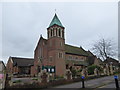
[
  {"x1": 11, "y1": 57, "x2": 34, "y2": 60},
  {"x1": 65, "y1": 44, "x2": 83, "y2": 49},
  {"x1": 87, "y1": 50, "x2": 95, "y2": 56}
]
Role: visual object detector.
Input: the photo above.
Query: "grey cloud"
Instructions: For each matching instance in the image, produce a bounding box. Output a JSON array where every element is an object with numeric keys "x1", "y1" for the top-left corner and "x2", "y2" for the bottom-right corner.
[{"x1": 1, "y1": 2, "x2": 118, "y2": 63}]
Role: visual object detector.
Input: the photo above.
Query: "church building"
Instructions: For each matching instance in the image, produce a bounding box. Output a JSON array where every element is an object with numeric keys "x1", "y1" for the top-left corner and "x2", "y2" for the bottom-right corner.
[{"x1": 31, "y1": 14, "x2": 89, "y2": 77}]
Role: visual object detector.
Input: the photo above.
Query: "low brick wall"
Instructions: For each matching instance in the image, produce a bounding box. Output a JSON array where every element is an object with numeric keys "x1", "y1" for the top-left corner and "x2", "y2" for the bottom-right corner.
[{"x1": 5, "y1": 75, "x2": 108, "y2": 89}]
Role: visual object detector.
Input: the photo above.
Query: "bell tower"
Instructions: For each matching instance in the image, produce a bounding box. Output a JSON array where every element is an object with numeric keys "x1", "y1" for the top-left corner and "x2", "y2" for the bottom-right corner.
[{"x1": 47, "y1": 14, "x2": 66, "y2": 76}]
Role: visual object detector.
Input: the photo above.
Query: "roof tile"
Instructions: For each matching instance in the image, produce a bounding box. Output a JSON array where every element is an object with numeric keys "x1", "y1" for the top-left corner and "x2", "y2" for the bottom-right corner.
[{"x1": 49, "y1": 14, "x2": 63, "y2": 28}]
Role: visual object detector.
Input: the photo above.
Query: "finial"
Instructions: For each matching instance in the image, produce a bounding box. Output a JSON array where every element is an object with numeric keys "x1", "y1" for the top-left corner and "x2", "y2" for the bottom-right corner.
[
  {"x1": 40, "y1": 34, "x2": 42, "y2": 37},
  {"x1": 55, "y1": 9, "x2": 57, "y2": 13}
]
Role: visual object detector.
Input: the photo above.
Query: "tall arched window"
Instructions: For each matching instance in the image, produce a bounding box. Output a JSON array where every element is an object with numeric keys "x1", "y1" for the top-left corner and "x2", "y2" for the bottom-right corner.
[
  {"x1": 58, "y1": 52, "x2": 63, "y2": 58},
  {"x1": 48, "y1": 30, "x2": 49, "y2": 38},
  {"x1": 56, "y1": 28, "x2": 58, "y2": 37},
  {"x1": 62, "y1": 31, "x2": 64, "y2": 38},
  {"x1": 51, "y1": 29, "x2": 52, "y2": 37},
  {"x1": 40, "y1": 48, "x2": 42, "y2": 58},
  {"x1": 59, "y1": 28, "x2": 61, "y2": 37},
  {"x1": 53, "y1": 28, "x2": 54, "y2": 36}
]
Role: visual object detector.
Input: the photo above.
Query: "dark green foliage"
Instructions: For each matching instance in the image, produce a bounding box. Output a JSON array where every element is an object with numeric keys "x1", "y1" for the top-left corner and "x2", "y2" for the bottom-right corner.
[
  {"x1": 87, "y1": 65, "x2": 102, "y2": 75},
  {"x1": 71, "y1": 68, "x2": 77, "y2": 77}
]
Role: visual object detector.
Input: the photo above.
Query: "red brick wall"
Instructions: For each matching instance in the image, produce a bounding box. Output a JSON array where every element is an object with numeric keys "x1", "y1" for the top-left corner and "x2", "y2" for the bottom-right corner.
[
  {"x1": 7, "y1": 57, "x2": 21, "y2": 75},
  {"x1": 33, "y1": 25, "x2": 66, "y2": 77},
  {"x1": 33, "y1": 37, "x2": 48, "y2": 76},
  {"x1": 31, "y1": 66, "x2": 35, "y2": 76},
  {"x1": 47, "y1": 26, "x2": 66, "y2": 76},
  {"x1": 6, "y1": 57, "x2": 14, "y2": 74}
]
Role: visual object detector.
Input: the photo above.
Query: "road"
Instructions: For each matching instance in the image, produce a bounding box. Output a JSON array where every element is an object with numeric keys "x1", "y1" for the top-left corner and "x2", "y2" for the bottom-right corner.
[{"x1": 50, "y1": 75, "x2": 120, "y2": 89}]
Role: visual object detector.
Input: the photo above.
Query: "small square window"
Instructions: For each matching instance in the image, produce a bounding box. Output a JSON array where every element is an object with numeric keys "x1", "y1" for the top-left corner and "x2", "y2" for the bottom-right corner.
[
  {"x1": 48, "y1": 68, "x2": 50, "y2": 72},
  {"x1": 58, "y1": 52, "x2": 63, "y2": 58},
  {"x1": 52, "y1": 68, "x2": 54, "y2": 72}
]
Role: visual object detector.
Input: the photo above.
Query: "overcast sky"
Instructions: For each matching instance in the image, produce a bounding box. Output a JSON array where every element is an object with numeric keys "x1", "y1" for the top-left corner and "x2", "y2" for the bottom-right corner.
[{"x1": 0, "y1": 2, "x2": 118, "y2": 64}]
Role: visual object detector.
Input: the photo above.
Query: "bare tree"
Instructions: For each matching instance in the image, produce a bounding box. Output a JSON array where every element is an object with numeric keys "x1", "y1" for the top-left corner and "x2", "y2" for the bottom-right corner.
[{"x1": 92, "y1": 38, "x2": 117, "y2": 61}]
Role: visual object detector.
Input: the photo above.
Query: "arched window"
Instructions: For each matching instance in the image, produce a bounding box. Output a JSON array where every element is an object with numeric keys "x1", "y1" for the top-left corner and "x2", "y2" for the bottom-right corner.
[
  {"x1": 56, "y1": 28, "x2": 58, "y2": 36},
  {"x1": 58, "y1": 52, "x2": 63, "y2": 58},
  {"x1": 48, "y1": 30, "x2": 49, "y2": 38},
  {"x1": 51, "y1": 29, "x2": 52, "y2": 37},
  {"x1": 59, "y1": 28, "x2": 61, "y2": 37},
  {"x1": 62, "y1": 31, "x2": 64, "y2": 38},
  {"x1": 40, "y1": 48, "x2": 42, "y2": 58},
  {"x1": 53, "y1": 28, "x2": 55, "y2": 36}
]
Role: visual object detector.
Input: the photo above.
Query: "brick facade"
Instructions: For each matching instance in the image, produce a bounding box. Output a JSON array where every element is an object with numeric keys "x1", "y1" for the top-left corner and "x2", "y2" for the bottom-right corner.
[
  {"x1": 6, "y1": 14, "x2": 119, "y2": 77},
  {"x1": 33, "y1": 14, "x2": 87, "y2": 77},
  {"x1": 6, "y1": 57, "x2": 34, "y2": 76},
  {"x1": 7, "y1": 14, "x2": 98, "y2": 77}
]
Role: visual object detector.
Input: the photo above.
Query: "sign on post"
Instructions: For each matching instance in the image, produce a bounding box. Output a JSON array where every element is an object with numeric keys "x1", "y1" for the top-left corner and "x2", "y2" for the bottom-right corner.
[
  {"x1": 82, "y1": 76, "x2": 84, "y2": 79},
  {"x1": 114, "y1": 75, "x2": 119, "y2": 89},
  {"x1": 81, "y1": 76, "x2": 85, "y2": 88},
  {"x1": 114, "y1": 76, "x2": 118, "y2": 79}
]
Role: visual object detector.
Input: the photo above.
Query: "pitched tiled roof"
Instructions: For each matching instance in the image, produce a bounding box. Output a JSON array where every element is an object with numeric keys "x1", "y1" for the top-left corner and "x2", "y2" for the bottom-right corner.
[
  {"x1": 49, "y1": 14, "x2": 64, "y2": 28},
  {"x1": 65, "y1": 44, "x2": 88, "y2": 56},
  {"x1": 0, "y1": 61, "x2": 6, "y2": 68},
  {"x1": 104, "y1": 57, "x2": 119, "y2": 66},
  {"x1": 11, "y1": 57, "x2": 34, "y2": 67},
  {"x1": 87, "y1": 50, "x2": 95, "y2": 57}
]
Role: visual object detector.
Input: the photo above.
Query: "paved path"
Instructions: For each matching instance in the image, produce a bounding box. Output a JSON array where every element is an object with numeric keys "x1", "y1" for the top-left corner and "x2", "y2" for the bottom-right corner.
[{"x1": 51, "y1": 75, "x2": 119, "y2": 89}]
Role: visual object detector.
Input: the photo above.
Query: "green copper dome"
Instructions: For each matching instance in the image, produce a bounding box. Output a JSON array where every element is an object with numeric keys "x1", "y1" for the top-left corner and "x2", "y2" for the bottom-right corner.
[{"x1": 49, "y1": 14, "x2": 64, "y2": 28}]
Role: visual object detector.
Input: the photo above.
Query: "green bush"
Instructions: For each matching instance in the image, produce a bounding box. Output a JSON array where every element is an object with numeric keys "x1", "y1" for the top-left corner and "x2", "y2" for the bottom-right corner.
[
  {"x1": 87, "y1": 65, "x2": 102, "y2": 75},
  {"x1": 71, "y1": 68, "x2": 77, "y2": 77}
]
